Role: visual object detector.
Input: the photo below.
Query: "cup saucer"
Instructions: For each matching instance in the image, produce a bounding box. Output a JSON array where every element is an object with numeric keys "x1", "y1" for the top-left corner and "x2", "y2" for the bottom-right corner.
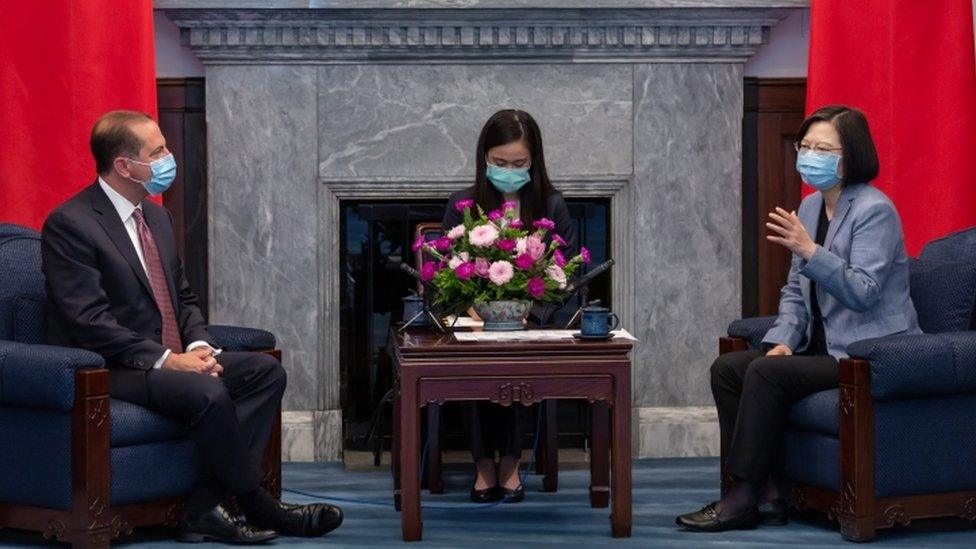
[{"x1": 572, "y1": 332, "x2": 614, "y2": 341}]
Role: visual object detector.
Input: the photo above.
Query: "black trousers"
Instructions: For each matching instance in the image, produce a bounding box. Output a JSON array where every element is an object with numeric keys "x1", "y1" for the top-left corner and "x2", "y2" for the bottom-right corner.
[
  {"x1": 710, "y1": 349, "x2": 838, "y2": 484},
  {"x1": 110, "y1": 352, "x2": 286, "y2": 510},
  {"x1": 462, "y1": 402, "x2": 524, "y2": 461}
]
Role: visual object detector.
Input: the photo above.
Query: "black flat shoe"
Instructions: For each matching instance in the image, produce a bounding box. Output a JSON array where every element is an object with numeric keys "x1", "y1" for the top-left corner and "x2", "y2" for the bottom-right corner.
[
  {"x1": 501, "y1": 485, "x2": 524, "y2": 504},
  {"x1": 178, "y1": 504, "x2": 277, "y2": 544},
  {"x1": 470, "y1": 485, "x2": 502, "y2": 503},
  {"x1": 758, "y1": 498, "x2": 788, "y2": 526},
  {"x1": 271, "y1": 501, "x2": 343, "y2": 537},
  {"x1": 675, "y1": 501, "x2": 759, "y2": 532}
]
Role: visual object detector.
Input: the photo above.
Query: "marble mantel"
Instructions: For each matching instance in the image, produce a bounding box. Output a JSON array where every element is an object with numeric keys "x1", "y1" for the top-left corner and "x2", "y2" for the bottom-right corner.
[{"x1": 156, "y1": 0, "x2": 806, "y2": 461}]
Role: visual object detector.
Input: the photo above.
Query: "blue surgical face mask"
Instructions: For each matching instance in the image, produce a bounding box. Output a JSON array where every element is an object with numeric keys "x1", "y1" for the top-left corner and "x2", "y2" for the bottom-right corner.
[
  {"x1": 127, "y1": 154, "x2": 177, "y2": 195},
  {"x1": 486, "y1": 163, "x2": 531, "y2": 194},
  {"x1": 796, "y1": 150, "x2": 842, "y2": 191}
]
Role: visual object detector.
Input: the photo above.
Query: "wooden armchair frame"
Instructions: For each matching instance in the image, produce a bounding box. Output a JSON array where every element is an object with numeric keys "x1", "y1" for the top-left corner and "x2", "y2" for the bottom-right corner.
[
  {"x1": 719, "y1": 337, "x2": 976, "y2": 541},
  {"x1": 0, "y1": 349, "x2": 283, "y2": 549}
]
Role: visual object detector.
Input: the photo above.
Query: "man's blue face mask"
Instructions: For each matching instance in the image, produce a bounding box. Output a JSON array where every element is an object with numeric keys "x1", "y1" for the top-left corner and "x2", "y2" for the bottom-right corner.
[{"x1": 127, "y1": 154, "x2": 177, "y2": 195}]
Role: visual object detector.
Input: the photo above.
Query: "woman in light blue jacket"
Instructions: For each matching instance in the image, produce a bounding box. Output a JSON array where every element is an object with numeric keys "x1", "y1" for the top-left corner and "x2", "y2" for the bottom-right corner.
[{"x1": 677, "y1": 105, "x2": 921, "y2": 532}]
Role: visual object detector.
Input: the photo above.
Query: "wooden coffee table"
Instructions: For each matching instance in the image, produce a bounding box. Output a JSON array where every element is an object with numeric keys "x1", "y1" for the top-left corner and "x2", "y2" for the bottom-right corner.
[{"x1": 390, "y1": 328, "x2": 633, "y2": 541}]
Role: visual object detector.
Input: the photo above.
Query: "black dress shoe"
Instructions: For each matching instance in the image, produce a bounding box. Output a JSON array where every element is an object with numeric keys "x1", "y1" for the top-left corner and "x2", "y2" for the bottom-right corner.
[
  {"x1": 758, "y1": 498, "x2": 788, "y2": 525},
  {"x1": 501, "y1": 485, "x2": 524, "y2": 504},
  {"x1": 271, "y1": 502, "x2": 343, "y2": 537},
  {"x1": 675, "y1": 501, "x2": 759, "y2": 532},
  {"x1": 178, "y1": 504, "x2": 277, "y2": 544},
  {"x1": 470, "y1": 485, "x2": 502, "y2": 503}
]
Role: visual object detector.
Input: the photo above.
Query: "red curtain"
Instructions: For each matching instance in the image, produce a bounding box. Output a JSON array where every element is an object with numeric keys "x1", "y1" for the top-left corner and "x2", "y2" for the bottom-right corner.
[
  {"x1": 0, "y1": 1, "x2": 157, "y2": 230},
  {"x1": 806, "y1": 0, "x2": 976, "y2": 256}
]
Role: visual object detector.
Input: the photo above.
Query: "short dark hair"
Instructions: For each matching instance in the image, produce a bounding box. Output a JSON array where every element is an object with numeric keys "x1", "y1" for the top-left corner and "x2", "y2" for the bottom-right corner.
[
  {"x1": 90, "y1": 110, "x2": 153, "y2": 175},
  {"x1": 795, "y1": 105, "x2": 880, "y2": 185}
]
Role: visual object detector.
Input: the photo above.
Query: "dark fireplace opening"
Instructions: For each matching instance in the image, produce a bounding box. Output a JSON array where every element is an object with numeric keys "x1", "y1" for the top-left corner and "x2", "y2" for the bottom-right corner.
[{"x1": 339, "y1": 198, "x2": 612, "y2": 454}]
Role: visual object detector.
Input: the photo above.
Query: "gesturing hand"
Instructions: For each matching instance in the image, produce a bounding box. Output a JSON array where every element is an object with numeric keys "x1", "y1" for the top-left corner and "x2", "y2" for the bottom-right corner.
[
  {"x1": 766, "y1": 207, "x2": 816, "y2": 260},
  {"x1": 765, "y1": 344, "x2": 793, "y2": 357}
]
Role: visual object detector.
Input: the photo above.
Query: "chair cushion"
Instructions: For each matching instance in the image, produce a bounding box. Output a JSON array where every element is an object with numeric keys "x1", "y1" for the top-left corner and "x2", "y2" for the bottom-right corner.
[
  {"x1": 0, "y1": 406, "x2": 71, "y2": 509},
  {"x1": 0, "y1": 233, "x2": 44, "y2": 341},
  {"x1": 780, "y1": 429, "x2": 840, "y2": 493},
  {"x1": 13, "y1": 294, "x2": 46, "y2": 344},
  {"x1": 920, "y1": 226, "x2": 976, "y2": 265},
  {"x1": 908, "y1": 258, "x2": 976, "y2": 333},
  {"x1": 111, "y1": 399, "x2": 186, "y2": 447},
  {"x1": 788, "y1": 389, "x2": 838, "y2": 436},
  {"x1": 782, "y1": 394, "x2": 976, "y2": 498},
  {"x1": 110, "y1": 439, "x2": 200, "y2": 506}
]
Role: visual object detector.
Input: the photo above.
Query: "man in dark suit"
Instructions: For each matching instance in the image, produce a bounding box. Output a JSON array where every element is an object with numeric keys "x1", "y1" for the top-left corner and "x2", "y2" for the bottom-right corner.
[{"x1": 41, "y1": 110, "x2": 342, "y2": 543}]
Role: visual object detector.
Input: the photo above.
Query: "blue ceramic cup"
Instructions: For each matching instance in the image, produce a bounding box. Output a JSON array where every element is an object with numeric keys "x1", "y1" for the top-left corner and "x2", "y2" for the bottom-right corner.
[{"x1": 580, "y1": 306, "x2": 619, "y2": 337}]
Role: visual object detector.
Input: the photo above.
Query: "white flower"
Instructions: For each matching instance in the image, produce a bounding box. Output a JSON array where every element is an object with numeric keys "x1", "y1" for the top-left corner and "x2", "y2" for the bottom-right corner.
[
  {"x1": 546, "y1": 265, "x2": 567, "y2": 290},
  {"x1": 515, "y1": 236, "x2": 528, "y2": 255},
  {"x1": 447, "y1": 224, "x2": 466, "y2": 240}
]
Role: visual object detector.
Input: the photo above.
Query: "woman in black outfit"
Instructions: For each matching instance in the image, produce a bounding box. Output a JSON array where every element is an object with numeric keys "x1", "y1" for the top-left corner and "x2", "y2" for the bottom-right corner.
[{"x1": 442, "y1": 109, "x2": 577, "y2": 503}]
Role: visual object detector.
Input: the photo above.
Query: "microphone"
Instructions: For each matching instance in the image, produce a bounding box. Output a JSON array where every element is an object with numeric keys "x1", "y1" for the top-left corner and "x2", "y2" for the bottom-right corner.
[
  {"x1": 528, "y1": 259, "x2": 615, "y2": 326},
  {"x1": 564, "y1": 258, "x2": 615, "y2": 294}
]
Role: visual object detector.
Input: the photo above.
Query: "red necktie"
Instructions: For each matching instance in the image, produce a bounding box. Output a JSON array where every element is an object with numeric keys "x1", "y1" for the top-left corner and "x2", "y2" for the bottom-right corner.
[{"x1": 131, "y1": 208, "x2": 183, "y2": 353}]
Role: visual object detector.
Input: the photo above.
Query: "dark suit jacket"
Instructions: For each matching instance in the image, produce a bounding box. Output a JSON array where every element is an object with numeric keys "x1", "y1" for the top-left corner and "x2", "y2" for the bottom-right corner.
[
  {"x1": 442, "y1": 187, "x2": 579, "y2": 256},
  {"x1": 41, "y1": 181, "x2": 214, "y2": 373}
]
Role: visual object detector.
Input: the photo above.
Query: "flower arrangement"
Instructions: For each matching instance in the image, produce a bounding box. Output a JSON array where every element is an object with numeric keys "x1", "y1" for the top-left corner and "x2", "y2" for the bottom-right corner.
[{"x1": 414, "y1": 199, "x2": 591, "y2": 318}]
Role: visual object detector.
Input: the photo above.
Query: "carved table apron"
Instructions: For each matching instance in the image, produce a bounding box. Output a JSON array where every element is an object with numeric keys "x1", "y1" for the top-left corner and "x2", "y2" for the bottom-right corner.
[{"x1": 391, "y1": 328, "x2": 633, "y2": 541}]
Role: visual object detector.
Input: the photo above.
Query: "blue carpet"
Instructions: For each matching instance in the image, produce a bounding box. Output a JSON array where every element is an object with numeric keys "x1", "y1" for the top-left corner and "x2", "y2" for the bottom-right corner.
[{"x1": 2, "y1": 458, "x2": 975, "y2": 547}]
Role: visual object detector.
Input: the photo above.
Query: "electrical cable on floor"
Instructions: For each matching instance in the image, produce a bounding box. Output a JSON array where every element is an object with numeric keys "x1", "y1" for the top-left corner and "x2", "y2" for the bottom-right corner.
[{"x1": 282, "y1": 404, "x2": 545, "y2": 511}]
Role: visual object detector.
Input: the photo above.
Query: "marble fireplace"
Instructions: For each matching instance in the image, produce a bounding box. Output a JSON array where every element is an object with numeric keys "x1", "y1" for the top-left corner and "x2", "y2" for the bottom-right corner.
[{"x1": 157, "y1": 0, "x2": 805, "y2": 461}]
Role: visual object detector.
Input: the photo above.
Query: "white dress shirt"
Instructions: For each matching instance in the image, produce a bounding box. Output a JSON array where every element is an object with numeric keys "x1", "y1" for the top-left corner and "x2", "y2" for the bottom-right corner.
[{"x1": 97, "y1": 178, "x2": 211, "y2": 368}]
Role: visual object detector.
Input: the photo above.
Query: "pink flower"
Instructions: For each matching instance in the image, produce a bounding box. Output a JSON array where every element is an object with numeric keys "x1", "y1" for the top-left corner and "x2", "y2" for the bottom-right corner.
[
  {"x1": 527, "y1": 277, "x2": 545, "y2": 298},
  {"x1": 488, "y1": 260, "x2": 514, "y2": 286},
  {"x1": 446, "y1": 224, "x2": 466, "y2": 240},
  {"x1": 533, "y1": 218, "x2": 556, "y2": 231},
  {"x1": 487, "y1": 210, "x2": 503, "y2": 221},
  {"x1": 509, "y1": 219, "x2": 524, "y2": 229},
  {"x1": 496, "y1": 239, "x2": 516, "y2": 252},
  {"x1": 420, "y1": 261, "x2": 437, "y2": 282},
  {"x1": 474, "y1": 257, "x2": 491, "y2": 278},
  {"x1": 525, "y1": 235, "x2": 546, "y2": 261},
  {"x1": 454, "y1": 262, "x2": 476, "y2": 280},
  {"x1": 545, "y1": 265, "x2": 567, "y2": 290},
  {"x1": 514, "y1": 253, "x2": 535, "y2": 270},
  {"x1": 553, "y1": 249, "x2": 566, "y2": 267},
  {"x1": 502, "y1": 200, "x2": 518, "y2": 212},
  {"x1": 581, "y1": 246, "x2": 591, "y2": 264},
  {"x1": 434, "y1": 236, "x2": 452, "y2": 252},
  {"x1": 552, "y1": 233, "x2": 567, "y2": 247},
  {"x1": 412, "y1": 235, "x2": 426, "y2": 252},
  {"x1": 468, "y1": 224, "x2": 500, "y2": 248},
  {"x1": 455, "y1": 199, "x2": 475, "y2": 212}
]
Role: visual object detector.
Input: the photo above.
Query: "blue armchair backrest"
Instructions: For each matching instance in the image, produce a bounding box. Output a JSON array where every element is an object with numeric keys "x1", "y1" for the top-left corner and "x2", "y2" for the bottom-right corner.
[
  {"x1": 920, "y1": 226, "x2": 976, "y2": 264},
  {"x1": 0, "y1": 224, "x2": 46, "y2": 343}
]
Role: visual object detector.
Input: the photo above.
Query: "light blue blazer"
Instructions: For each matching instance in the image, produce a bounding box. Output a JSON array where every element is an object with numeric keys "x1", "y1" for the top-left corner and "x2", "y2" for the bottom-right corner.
[{"x1": 762, "y1": 183, "x2": 921, "y2": 359}]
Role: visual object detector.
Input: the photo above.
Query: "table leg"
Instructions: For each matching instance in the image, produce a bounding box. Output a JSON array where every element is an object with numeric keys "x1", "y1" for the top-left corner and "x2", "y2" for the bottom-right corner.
[
  {"x1": 392, "y1": 388, "x2": 401, "y2": 512},
  {"x1": 427, "y1": 403, "x2": 444, "y2": 494},
  {"x1": 610, "y1": 371, "x2": 632, "y2": 538},
  {"x1": 400, "y1": 376, "x2": 422, "y2": 541},
  {"x1": 541, "y1": 400, "x2": 558, "y2": 492},
  {"x1": 589, "y1": 401, "x2": 610, "y2": 507},
  {"x1": 534, "y1": 403, "x2": 546, "y2": 476}
]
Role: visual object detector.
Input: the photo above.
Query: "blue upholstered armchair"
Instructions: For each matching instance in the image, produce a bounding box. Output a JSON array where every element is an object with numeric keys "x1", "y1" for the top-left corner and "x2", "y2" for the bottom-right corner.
[
  {"x1": 721, "y1": 227, "x2": 976, "y2": 541},
  {"x1": 0, "y1": 223, "x2": 282, "y2": 548}
]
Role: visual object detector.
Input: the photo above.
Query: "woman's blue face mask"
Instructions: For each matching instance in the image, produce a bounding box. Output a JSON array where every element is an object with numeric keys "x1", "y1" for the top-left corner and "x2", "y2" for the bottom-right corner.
[
  {"x1": 486, "y1": 163, "x2": 531, "y2": 194},
  {"x1": 796, "y1": 150, "x2": 842, "y2": 191}
]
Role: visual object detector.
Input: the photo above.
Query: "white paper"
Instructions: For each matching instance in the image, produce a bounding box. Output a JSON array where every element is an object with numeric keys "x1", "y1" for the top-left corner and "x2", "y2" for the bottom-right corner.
[{"x1": 453, "y1": 329, "x2": 637, "y2": 342}]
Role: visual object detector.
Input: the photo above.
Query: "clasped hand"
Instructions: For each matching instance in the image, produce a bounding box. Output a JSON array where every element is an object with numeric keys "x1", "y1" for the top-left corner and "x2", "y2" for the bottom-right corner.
[
  {"x1": 163, "y1": 347, "x2": 223, "y2": 377},
  {"x1": 766, "y1": 207, "x2": 816, "y2": 260}
]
